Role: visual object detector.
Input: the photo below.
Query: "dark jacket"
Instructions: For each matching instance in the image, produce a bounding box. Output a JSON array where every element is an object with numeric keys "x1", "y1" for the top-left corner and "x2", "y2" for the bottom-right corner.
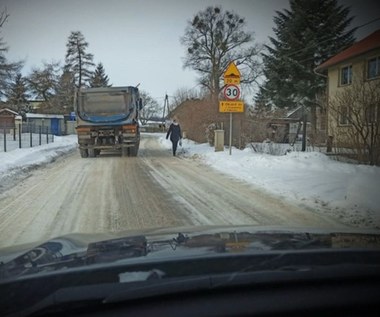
[{"x1": 166, "y1": 123, "x2": 182, "y2": 142}]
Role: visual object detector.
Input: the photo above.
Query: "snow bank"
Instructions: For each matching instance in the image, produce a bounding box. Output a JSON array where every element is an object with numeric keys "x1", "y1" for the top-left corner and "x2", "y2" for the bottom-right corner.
[
  {"x1": 0, "y1": 135, "x2": 78, "y2": 187},
  {"x1": 159, "y1": 135, "x2": 380, "y2": 227}
]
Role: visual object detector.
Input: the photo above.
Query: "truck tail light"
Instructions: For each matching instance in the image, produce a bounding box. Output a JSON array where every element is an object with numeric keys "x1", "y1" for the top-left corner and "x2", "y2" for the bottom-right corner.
[
  {"x1": 76, "y1": 127, "x2": 91, "y2": 133},
  {"x1": 122, "y1": 125, "x2": 136, "y2": 133}
]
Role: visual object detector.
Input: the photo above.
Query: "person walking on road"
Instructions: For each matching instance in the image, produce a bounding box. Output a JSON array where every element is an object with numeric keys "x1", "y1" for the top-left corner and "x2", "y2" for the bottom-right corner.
[{"x1": 166, "y1": 118, "x2": 182, "y2": 156}]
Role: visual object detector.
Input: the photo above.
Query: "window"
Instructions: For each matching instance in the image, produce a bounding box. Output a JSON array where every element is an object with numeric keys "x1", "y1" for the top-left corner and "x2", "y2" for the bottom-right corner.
[
  {"x1": 319, "y1": 114, "x2": 327, "y2": 131},
  {"x1": 339, "y1": 106, "x2": 351, "y2": 125},
  {"x1": 365, "y1": 104, "x2": 379, "y2": 124},
  {"x1": 368, "y1": 56, "x2": 380, "y2": 79},
  {"x1": 317, "y1": 108, "x2": 327, "y2": 131},
  {"x1": 340, "y1": 65, "x2": 352, "y2": 85}
]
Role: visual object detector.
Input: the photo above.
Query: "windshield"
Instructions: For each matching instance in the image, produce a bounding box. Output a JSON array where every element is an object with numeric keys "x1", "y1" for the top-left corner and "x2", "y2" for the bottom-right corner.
[{"x1": 0, "y1": 0, "x2": 380, "y2": 309}]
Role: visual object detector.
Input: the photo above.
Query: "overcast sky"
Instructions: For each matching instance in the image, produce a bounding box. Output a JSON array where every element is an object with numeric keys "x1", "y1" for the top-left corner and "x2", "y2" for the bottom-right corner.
[{"x1": 1, "y1": 0, "x2": 379, "y2": 103}]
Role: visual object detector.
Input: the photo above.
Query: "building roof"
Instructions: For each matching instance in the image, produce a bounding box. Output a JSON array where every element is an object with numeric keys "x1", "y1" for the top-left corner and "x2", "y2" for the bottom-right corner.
[
  {"x1": 15, "y1": 113, "x2": 65, "y2": 120},
  {"x1": 316, "y1": 29, "x2": 380, "y2": 71},
  {"x1": 0, "y1": 108, "x2": 19, "y2": 116}
]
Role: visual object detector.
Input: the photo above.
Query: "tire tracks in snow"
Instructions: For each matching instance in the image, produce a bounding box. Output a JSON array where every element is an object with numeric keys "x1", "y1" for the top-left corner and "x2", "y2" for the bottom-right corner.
[{"x1": 0, "y1": 134, "x2": 348, "y2": 249}]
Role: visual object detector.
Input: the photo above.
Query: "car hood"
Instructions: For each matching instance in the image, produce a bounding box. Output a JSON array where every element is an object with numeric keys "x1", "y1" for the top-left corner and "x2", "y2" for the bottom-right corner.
[{"x1": 1, "y1": 225, "x2": 380, "y2": 282}]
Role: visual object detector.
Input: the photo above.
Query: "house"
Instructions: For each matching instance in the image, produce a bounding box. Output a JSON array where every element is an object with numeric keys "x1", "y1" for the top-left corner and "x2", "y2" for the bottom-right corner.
[
  {"x1": 268, "y1": 107, "x2": 313, "y2": 144},
  {"x1": 140, "y1": 119, "x2": 166, "y2": 132},
  {"x1": 28, "y1": 100, "x2": 45, "y2": 111},
  {"x1": 169, "y1": 98, "x2": 246, "y2": 146},
  {"x1": 315, "y1": 29, "x2": 380, "y2": 164},
  {"x1": 170, "y1": 98, "x2": 313, "y2": 147},
  {"x1": 15, "y1": 113, "x2": 65, "y2": 136},
  {"x1": 0, "y1": 108, "x2": 19, "y2": 133}
]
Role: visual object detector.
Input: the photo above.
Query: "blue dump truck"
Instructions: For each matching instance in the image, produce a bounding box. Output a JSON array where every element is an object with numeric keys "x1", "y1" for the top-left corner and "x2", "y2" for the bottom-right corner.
[{"x1": 75, "y1": 86, "x2": 142, "y2": 158}]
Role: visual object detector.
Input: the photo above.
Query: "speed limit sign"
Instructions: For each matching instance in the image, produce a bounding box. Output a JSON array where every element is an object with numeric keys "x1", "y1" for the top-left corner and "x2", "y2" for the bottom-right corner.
[{"x1": 223, "y1": 84, "x2": 240, "y2": 100}]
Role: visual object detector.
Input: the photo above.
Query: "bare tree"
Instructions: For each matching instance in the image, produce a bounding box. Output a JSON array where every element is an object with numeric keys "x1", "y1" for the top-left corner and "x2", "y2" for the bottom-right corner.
[
  {"x1": 181, "y1": 6, "x2": 261, "y2": 100},
  {"x1": 0, "y1": 8, "x2": 23, "y2": 99},
  {"x1": 27, "y1": 62, "x2": 60, "y2": 101},
  {"x1": 329, "y1": 78, "x2": 380, "y2": 165},
  {"x1": 139, "y1": 91, "x2": 160, "y2": 125},
  {"x1": 170, "y1": 87, "x2": 203, "y2": 110},
  {"x1": 0, "y1": 8, "x2": 9, "y2": 28}
]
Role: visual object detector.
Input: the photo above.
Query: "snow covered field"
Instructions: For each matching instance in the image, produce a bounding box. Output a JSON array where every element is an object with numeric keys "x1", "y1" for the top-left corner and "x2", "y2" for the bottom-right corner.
[{"x1": 1, "y1": 133, "x2": 379, "y2": 229}]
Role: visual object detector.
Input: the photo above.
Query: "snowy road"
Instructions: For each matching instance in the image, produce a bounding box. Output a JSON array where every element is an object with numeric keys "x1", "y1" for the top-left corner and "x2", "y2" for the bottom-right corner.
[{"x1": 0, "y1": 134, "x2": 345, "y2": 248}]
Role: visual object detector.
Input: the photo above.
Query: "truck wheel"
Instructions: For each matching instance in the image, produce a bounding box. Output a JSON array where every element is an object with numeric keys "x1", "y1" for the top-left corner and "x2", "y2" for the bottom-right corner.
[
  {"x1": 122, "y1": 147, "x2": 128, "y2": 157},
  {"x1": 130, "y1": 146, "x2": 138, "y2": 157},
  {"x1": 95, "y1": 149, "x2": 101, "y2": 156},
  {"x1": 80, "y1": 149, "x2": 88, "y2": 158},
  {"x1": 88, "y1": 149, "x2": 96, "y2": 158}
]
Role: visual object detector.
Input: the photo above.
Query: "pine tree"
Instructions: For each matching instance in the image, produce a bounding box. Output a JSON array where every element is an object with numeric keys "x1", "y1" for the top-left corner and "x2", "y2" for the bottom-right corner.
[
  {"x1": 65, "y1": 31, "x2": 95, "y2": 88},
  {"x1": 89, "y1": 63, "x2": 111, "y2": 87},
  {"x1": 6, "y1": 73, "x2": 30, "y2": 112},
  {"x1": 259, "y1": 0, "x2": 355, "y2": 114},
  {"x1": 51, "y1": 67, "x2": 76, "y2": 112}
]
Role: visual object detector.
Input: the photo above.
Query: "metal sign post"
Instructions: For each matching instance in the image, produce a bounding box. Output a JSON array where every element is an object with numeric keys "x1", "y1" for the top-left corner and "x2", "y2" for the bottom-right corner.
[
  {"x1": 219, "y1": 62, "x2": 244, "y2": 155},
  {"x1": 229, "y1": 113, "x2": 232, "y2": 155}
]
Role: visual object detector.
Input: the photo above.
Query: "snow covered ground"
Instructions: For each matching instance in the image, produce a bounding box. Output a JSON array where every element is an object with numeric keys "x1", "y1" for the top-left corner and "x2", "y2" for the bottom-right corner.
[
  {"x1": 0, "y1": 135, "x2": 78, "y2": 189},
  {"x1": 159, "y1": 134, "x2": 380, "y2": 228},
  {"x1": 1, "y1": 133, "x2": 379, "y2": 229}
]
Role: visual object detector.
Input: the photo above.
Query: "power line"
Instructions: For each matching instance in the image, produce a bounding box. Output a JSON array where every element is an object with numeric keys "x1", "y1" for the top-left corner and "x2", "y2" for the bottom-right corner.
[{"x1": 356, "y1": 17, "x2": 380, "y2": 30}]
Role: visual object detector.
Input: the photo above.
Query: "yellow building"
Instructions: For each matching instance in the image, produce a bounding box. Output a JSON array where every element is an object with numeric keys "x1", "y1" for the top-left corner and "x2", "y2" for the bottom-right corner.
[{"x1": 315, "y1": 29, "x2": 380, "y2": 165}]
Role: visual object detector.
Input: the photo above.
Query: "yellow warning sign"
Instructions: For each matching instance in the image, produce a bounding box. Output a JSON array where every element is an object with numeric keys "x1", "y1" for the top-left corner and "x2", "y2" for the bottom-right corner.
[
  {"x1": 219, "y1": 101, "x2": 244, "y2": 113},
  {"x1": 224, "y1": 62, "x2": 241, "y2": 85}
]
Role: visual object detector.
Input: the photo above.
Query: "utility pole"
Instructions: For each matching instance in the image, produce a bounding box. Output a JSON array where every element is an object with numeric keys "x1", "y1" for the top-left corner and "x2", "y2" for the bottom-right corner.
[
  {"x1": 302, "y1": 105, "x2": 307, "y2": 152},
  {"x1": 162, "y1": 94, "x2": 170, "y2": 130}
]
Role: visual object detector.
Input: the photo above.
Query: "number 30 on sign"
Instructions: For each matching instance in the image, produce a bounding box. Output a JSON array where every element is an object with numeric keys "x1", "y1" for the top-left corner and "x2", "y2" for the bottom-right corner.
[{"x1": 223, "y1": 84, "x2": 240, "y2": 100}]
